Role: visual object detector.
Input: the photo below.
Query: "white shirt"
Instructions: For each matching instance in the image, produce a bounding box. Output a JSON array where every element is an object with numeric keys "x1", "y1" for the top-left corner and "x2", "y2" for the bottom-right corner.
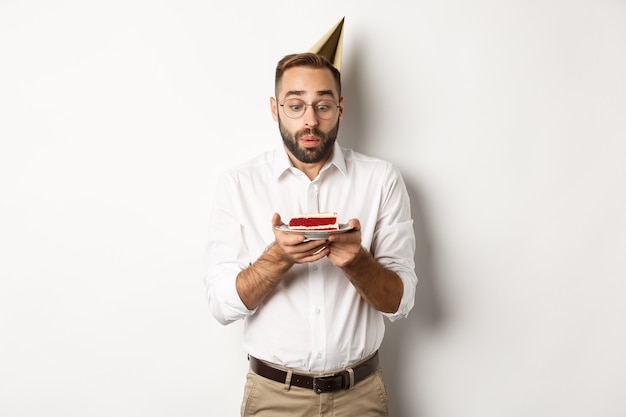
[{"x1": 203, "y1": 142, "x2": 417, "y2": 372}]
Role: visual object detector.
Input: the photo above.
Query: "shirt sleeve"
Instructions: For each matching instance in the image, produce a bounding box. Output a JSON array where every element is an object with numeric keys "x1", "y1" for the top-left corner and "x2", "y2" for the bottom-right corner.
[
  {"x1": 371, "y1": 165, "x2": 418, "y2": 322},
  {"x1": 203, "y1": 173, "x2": 257, "y2": 325}
]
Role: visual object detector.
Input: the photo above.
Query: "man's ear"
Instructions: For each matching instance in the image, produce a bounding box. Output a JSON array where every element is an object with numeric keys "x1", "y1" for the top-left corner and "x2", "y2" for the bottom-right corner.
[
  {"x1": 270, "y1": 96, "x2": 279, "y2": 122},
  {"x1": 338, "y1": 96, "x2": 344, "y2": 121}
]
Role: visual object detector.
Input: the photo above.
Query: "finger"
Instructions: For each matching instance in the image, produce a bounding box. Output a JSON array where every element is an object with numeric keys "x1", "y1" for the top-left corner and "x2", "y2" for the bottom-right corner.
[
  {"x1": 312, "y1": 245, "x2": 327, "y2": 255},
  {"x1": 300, "y1": 247, "x2": 329, "y2": 263},
  {"x1": 272, "y1": 213, "x2": 284, "y2": 228},
  {"x1": 347, "y1": 218, "x2": 360, "y2": 230}
]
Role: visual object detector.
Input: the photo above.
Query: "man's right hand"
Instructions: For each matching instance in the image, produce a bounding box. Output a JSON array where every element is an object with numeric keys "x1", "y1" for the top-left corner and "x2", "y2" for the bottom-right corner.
[{"x1": 271, "y1": 213, "x2": 330, "y2": 264}]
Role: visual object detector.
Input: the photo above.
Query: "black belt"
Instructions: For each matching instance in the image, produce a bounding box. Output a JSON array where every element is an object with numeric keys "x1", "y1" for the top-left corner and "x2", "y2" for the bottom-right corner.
[{"x1": 248, "y1": 351, "x2": 379, "y2": 394}]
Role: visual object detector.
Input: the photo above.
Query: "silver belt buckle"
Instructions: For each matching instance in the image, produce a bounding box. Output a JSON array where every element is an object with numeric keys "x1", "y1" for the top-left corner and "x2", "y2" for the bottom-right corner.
[{"x1": 313, "y1": 374, "x2": 341, "y2": 394}]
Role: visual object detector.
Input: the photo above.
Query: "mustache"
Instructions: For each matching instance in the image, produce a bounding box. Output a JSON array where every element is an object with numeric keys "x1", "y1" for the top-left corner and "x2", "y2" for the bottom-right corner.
[{"x1": 295, "y1": 128, "x2": 325, "y2": 140}]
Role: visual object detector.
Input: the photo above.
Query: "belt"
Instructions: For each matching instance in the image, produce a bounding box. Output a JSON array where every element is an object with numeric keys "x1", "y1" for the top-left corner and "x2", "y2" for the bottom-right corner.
[{"x1": 248, "y1": 351, "x2": 379, "y2": 394}]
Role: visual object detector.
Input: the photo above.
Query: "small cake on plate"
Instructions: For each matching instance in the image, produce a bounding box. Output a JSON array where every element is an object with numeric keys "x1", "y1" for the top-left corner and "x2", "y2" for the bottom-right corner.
[{"x1": 288, "y1": 212, "x2": 339, "y2": 231}]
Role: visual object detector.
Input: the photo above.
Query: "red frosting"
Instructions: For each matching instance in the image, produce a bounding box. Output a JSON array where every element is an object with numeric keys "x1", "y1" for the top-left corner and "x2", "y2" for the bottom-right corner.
[
  {"x1": 288, "y1": 213, "x2": 339, "y2": 230},
  {"x1": 289, "y1": 218, "x2": 337, "y2": 227}
]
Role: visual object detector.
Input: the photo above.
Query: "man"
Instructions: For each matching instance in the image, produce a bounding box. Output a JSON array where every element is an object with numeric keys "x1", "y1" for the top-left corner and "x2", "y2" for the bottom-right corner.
[{"x1": 204, "y1": 20, "x2": 417, "y2": 417}]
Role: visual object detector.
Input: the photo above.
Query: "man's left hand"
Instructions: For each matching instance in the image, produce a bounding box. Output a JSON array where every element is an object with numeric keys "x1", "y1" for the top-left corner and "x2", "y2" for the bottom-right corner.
[{"x1": 326, "y1": 218, "x2": 362, "y2": 267}]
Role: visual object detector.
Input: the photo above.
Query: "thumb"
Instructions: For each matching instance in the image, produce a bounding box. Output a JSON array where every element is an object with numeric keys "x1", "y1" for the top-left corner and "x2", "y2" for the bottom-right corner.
[
  {"x1": 348, "y1": 218, "x2": 361, "y2": 230},
  {"x1": 272, "y1": 213, "x2": 285, "y2": 228}
]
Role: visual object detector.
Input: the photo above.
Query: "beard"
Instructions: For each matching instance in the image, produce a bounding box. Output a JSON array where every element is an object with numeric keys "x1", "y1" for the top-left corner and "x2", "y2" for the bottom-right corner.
[{"x1": 279, "y1": 117, "x2": 340, "y2": 164}]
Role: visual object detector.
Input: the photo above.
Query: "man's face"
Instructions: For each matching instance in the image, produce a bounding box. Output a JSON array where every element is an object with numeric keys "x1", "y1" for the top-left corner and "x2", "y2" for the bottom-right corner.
[{"x1": 271, "y1": 67, "x2": 343, "y2": 164}]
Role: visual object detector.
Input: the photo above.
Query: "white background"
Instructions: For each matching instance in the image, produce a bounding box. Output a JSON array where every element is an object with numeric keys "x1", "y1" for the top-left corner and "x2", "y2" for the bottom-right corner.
[{"x1": 1, "y1": 1, "x2": 625, "y2": 416}]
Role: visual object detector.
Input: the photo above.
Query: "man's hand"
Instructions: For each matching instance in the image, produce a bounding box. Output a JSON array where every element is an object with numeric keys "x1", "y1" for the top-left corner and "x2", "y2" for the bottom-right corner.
[
  {"x1": 326, "y1": 218, "x2": 362, "y2": 267},
  {"x1": 272, "y1": 213, "x2": 330, "y2": 264}
]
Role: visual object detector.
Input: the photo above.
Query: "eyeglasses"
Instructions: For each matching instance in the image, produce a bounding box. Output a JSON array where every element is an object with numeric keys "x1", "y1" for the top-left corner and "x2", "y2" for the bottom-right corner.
[{"x1": 279, "y1": 98, "x2": 340, "y2": 120}]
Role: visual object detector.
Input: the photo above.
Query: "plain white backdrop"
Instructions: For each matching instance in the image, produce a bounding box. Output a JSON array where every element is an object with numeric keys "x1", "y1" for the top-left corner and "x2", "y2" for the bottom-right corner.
[{"x1": 1, "y1": 1, "x2": 625, "y2": 416}]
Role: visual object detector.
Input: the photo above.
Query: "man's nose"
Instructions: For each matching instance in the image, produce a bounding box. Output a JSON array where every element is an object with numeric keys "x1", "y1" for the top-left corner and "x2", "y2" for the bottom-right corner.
[{"x1": 303, "y1": 105, "x2": 319, "y2": 127}]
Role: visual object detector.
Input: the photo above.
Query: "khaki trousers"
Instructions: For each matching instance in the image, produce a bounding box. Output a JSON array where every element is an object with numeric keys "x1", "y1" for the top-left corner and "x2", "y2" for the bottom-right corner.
[{"x1": 240, "y1": 367, "x2": 389, "y2": 417}]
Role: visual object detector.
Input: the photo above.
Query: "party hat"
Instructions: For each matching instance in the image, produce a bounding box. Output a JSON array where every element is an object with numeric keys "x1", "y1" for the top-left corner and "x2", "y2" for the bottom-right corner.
[{"x1": 308, "y1": 17, "x2": 345, "y2": 71}]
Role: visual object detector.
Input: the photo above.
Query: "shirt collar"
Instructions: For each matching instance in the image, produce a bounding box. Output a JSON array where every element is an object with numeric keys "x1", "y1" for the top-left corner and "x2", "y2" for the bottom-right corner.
[{"x1": 272, "y1": 141, "x2": 348, "y2": 180}]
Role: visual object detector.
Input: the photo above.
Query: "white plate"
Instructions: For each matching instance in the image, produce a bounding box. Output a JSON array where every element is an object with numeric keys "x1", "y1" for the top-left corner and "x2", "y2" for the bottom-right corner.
[{"x1": 276, "y1": 224, "x2": 354, "y2": 240}]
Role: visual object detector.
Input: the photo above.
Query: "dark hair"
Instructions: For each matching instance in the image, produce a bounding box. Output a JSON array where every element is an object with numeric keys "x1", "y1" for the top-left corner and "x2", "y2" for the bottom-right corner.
[{"x1": 275, "y1": 52, "x2": 342, "y2": 97}]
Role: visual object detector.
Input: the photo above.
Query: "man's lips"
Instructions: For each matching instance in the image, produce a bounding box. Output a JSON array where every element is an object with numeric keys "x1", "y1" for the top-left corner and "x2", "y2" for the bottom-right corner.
[{"x1": 299, "y1": 135, "x2": 321, "y2": 147}]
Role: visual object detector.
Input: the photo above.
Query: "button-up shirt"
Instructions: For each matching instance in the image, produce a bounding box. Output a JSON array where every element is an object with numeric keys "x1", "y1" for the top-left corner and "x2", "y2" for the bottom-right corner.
[{"x1": 204, "y1": 142, "x2": 417, "y2": 372}]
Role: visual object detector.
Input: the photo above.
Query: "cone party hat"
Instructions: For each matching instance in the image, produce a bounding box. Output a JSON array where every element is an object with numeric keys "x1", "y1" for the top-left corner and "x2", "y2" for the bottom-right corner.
[{"x1": 308, "y1": 17, "x2": 345, "y2": 71}]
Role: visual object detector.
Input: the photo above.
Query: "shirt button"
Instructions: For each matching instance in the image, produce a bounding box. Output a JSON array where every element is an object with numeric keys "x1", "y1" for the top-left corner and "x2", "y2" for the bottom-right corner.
[
  {"x1": 315, "y1": 308, "x2": 321, "y2": 315},
  {"x1": 317, "y1": 353, "x2": 323, "y2": 359}
]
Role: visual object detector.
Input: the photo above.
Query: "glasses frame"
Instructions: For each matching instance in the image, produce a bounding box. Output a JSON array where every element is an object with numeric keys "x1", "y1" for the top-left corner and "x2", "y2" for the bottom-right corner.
[{"x1": 278, "y1": 98, "x2": 340, "y2": 120}]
